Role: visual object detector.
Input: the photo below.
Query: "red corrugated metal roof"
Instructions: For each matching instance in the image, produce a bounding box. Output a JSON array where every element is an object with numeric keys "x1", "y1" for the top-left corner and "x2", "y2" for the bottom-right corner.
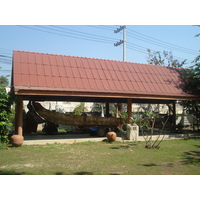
[{"x1": 12, "y1": 50, "x2": 196, "y2": 100}]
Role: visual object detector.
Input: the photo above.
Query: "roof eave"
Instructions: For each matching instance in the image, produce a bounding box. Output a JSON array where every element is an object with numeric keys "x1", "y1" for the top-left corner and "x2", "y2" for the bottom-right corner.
[{"x1": 14, "y1": 87, "x2": 199, "y2": 101}]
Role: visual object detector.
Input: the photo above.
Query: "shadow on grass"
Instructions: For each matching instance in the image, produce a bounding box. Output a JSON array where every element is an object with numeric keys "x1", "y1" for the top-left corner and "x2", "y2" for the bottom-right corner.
[
  {"x1": 194, "y1": 144, "x2": 200, "y2": 148},
  {"x1": 55, "y1": 172, "x2": 65, "y2": 175},
  {"x1": 139, "y1": 163, "x2": 174, "y2": 167},
  {"x1": 74, "y1": 171, "x2": 93, "y2": 175},
  {"x1": 182, "y1": 150, "x2": 200, "y2": 165},
  {"x1": 0, "y1": 170, "x2": 25, "y2": 175},
  {"x1": 110, "y1": 144, "x2": 137, "y2": 150},
  {"x1": 179, "y1": 139, "x2": 200, "y2": 165},
  {"x1": 139, "y1": 163, "x2": 159, "y2": 167},
  {"x1": 54, "y1": 171, "x2": 94, "y2": 175}
]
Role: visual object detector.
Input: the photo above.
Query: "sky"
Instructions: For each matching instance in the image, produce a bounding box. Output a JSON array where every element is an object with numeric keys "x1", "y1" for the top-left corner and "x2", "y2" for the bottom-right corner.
[
  {"x1": 1, "y1": 25, "x2": 199, "y2": 83},
  {"x1": 0, "y1": 1, "x2": 200, "y2": 86}
]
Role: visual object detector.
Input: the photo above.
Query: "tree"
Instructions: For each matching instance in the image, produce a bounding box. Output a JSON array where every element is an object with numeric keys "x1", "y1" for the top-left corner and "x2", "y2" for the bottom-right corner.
[
  {"x1": 178, "y1": 60, "x2": 200, "y2": 95},
  {"x1": 73, "y1": 103, "x2": 87, "y2": 115},
  {"x1": 0, "y1": 88, "x2": 12, "y2": 144},
  {"x1": 139, "y1": 111, "x2": 169, "y2": 149},
  {"x1": 178, "y1": 55, "x2": 200, "y2": 129},
  {"x1": 0, "y1": 73, "x2": 14, "y2": 145},
  {"x1": 91, "y1": 102, "x2": 127, "y2": 117},
  {"x1": 0, "y1": 76, "x2": 9, "y2": 87},
  {"x1": 177, "y1": 30, "x2": 200, "y2": 130},
  {"x1": 147, "y1": 49, "x2": 186, "y2": 67},
  {"x1": 0, "y1": 67, "x2": 9, "y2": 88},
  {"x1": 146, "y1": 49, "x2": 187, "y2": 130}
]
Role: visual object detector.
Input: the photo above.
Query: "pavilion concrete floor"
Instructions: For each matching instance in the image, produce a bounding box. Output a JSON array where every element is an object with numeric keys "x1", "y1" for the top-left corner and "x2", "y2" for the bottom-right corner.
[{"x1": 22, "y1": 131, "x2": 193, "y2": 145}]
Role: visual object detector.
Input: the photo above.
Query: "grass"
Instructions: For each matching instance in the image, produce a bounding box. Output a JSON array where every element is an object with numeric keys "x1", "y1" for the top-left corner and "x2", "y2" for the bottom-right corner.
[{"x1": 0, "y1": 139, "x2": 200, "y2": 175}]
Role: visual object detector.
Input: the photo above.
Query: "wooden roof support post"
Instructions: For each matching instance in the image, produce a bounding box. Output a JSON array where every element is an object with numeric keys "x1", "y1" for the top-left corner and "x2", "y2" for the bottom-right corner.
[
  {"x1": 106, "y1": 102, "x2": 109, "y2": 117},
  {"x1": 127, "y1": 98, "x2": 132, "y2": 124},
  {"x1": 172, "y1": 101, "x2": 176, "y2": 132},
  {"x1": 15, "y1": 96, "x2": 23, "y2": 136}
]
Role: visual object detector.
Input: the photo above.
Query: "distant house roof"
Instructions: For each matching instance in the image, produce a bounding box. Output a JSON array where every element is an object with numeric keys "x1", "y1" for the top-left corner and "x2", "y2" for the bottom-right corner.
[{"x1": 12, "y1": 50, "x2": 197, "y2": 102}]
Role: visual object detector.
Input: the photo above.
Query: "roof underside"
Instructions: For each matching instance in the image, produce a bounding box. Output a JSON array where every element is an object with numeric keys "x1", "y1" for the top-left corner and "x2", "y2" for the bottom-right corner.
[{"x1": 12, "y1": 50, "x2": 197, "y2": 103}]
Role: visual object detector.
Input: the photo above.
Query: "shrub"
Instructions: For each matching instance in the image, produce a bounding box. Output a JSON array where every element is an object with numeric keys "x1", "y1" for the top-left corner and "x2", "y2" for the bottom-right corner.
[{"x1": 0, "y1": 88, "x2": 12, "y2": 144}]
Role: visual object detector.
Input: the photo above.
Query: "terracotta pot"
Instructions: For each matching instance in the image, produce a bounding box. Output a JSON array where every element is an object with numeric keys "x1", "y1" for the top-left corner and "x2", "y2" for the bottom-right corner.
[
  {"x1": 11, "y1": 135, "x2": 24, "y2": 147},
  {"x1": 106, "y1": 131, "x2": 116, "y2": 142}
]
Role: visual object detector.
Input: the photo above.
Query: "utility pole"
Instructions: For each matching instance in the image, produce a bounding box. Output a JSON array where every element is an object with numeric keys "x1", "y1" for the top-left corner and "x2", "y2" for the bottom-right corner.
[{"x1": 114, "y1": 25, "x2": 126, "y2": 61}]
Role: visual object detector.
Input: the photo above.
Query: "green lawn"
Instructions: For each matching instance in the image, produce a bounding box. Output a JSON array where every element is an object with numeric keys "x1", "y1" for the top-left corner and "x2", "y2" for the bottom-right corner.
[{"x1": 0, "y1": 139, "x2": 200, "y2": 175}]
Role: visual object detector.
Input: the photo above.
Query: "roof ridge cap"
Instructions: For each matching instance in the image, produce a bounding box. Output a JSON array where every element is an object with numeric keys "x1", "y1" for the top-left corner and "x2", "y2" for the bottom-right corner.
[{"x1": 13, "y1": 50, "x2": 183, "y2": 69}]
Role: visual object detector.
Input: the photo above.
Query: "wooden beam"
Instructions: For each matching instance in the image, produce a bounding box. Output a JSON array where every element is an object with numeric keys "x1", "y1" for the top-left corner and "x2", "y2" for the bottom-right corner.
[
  {"x1": 127, "y1": 98, "x2": 132, "y2": 124},
  {"x1": 14, "y1": 88, "x2": 200, "y2": 101},
  {"x1": 15, "y1": 96, "x2": 23, "y2": 136}
]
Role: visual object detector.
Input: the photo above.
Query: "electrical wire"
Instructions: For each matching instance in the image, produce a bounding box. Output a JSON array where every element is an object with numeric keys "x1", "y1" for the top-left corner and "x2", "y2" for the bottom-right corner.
[
  {"x1": 0, "y1": 48, "x2": 12, "y2": 68},
  {"x1": 127, "y1": 43, "x2": 148, "y2": 54},
  {"x1": 86, "y1": 25, "x2": 197, "y2": 62},
  {"x1": 86, "y1": 25, "x2": 116, "y2": 31},
  {"x1": 127, "y1": 29, "x2": 198, "y2": 55},
  {"x1": 0, "y1": 55, "x2": 12, "y2": 64},
  {"x1": 38, "y1": 25, "x2": 117, "y2": 43},
  {"x1": 51, "y1": 25, "x2": 117, "y2": 43},
  {"x1": 19, "y1": 25, "x2": 198, "y2": 57},
  {"x1": 19, "y1": 25, "x2": 116, "y2": 45},
  {"x1": 128, "y1": 28, "x2": 198, "y2": 53},
  {"x1": 12, "y1": 25, "x2": 199, "y2": 64},
  {"x1": 87, "y1": 25, "x2": 198, "y2": 55}
]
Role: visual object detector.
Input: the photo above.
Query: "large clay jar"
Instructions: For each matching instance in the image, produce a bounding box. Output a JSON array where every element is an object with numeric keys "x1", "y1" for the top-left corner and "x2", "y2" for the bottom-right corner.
[
  {"x1": 106, "y1": 131, "x2": 117, "y2": 142},
  {"x1": 11, "y1": 135, "x2": 24, "y2": 147}
]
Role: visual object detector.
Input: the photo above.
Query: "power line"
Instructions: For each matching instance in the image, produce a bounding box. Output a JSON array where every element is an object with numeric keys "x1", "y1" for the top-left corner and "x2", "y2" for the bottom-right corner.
[
  {"x1": 126, "y1": 42, "x2": 193, "y2": 62},
  {"x1": 0, "y1": 55, "x2": 12, "y2": 58},
  {"x1": 19, "y1": 25, "x2": 198, "y2": 57},
  {"x1": 127, "y1": 28, "x2": 198, "y2": 55},
  {"x1": 86, "y1": 25, "x2": 116, "y2": 31},
  {"x1": 127, "y1": 44, "x2": 148, "y2": 54},
  {"x1": 17, "y1": 25, "x2": 196, "y2": 63},
  {"x1": 128, "y1": 28, "x2": 198, "y2": 53},
  {"x1": 0, "y1": 69, "x2": 11, "y2": 71},
  {"x1": 19, "y1": 25, "x2": 116, "y2": 45},
  {"x1": 0, "y1": 53, "x2": 12, "y2": 65},
  {"x1": 87, "y1": 25, "x2": 198, "y2": 61},
  {"x1": 44, "y1": 25, "x2": 117, "y2": 43},
  {"x1": 53, "y1": 26, "x2": 117, "y2": 42},
  {"x1": 87, "y1": 25, "x2": 198, "y2": 55}
]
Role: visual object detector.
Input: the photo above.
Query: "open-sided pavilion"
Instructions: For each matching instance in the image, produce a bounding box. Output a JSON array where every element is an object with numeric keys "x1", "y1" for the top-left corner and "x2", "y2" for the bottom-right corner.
[{"x1": 12, "y1": 50, "x2": 199, "y2": 139}]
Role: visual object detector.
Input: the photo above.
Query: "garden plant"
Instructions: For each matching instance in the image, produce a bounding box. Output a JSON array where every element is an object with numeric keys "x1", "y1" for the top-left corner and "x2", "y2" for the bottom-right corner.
[{"x1": 0, "y1": 88, "x2": 12, "y2": 145}]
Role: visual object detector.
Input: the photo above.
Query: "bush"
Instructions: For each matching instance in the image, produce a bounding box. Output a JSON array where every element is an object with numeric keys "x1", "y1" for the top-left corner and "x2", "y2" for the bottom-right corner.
[
  {"x1": 73, "y1": 103, "x2": 87, "y2": 115},
  {"x1": 0, "y1": 88, "x2": 12, "y2": 144}
]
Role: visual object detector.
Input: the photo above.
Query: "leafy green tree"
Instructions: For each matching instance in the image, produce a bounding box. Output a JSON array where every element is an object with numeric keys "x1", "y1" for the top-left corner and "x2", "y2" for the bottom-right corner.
[
  {"x1": 178, "y1": 55, "x2": 200, "y2": 129},
  {"x1": 147, "y1": 49, "x2": 186, "y2": 67},
  {"x1": 146, "y1": 49, "x2": 187, "y2": 130},
  {"x1": 91, "y1": 103, "x2": 126, "y2": 117},
  {"x1": 0, "y1": 74, "x2": 13, "y2": 145},
  {"x1": 177, "y1": 30, "x2": 200, "y2": 129},
  {"x1": 0, "y1": 67, "x2": 9, "y2": 88},
  {"x1": 0, "y1": 76, "x2": 9, "y2": 87},
  {"x1": 179, "y1": 58, "x2": 200, "y2": 95},
  {"x1": 73, "y1": 103, "x2": 87, "y2": 115},
  {"x1": 0, "y1": 88, "x2": 12, "y2": 144}
]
